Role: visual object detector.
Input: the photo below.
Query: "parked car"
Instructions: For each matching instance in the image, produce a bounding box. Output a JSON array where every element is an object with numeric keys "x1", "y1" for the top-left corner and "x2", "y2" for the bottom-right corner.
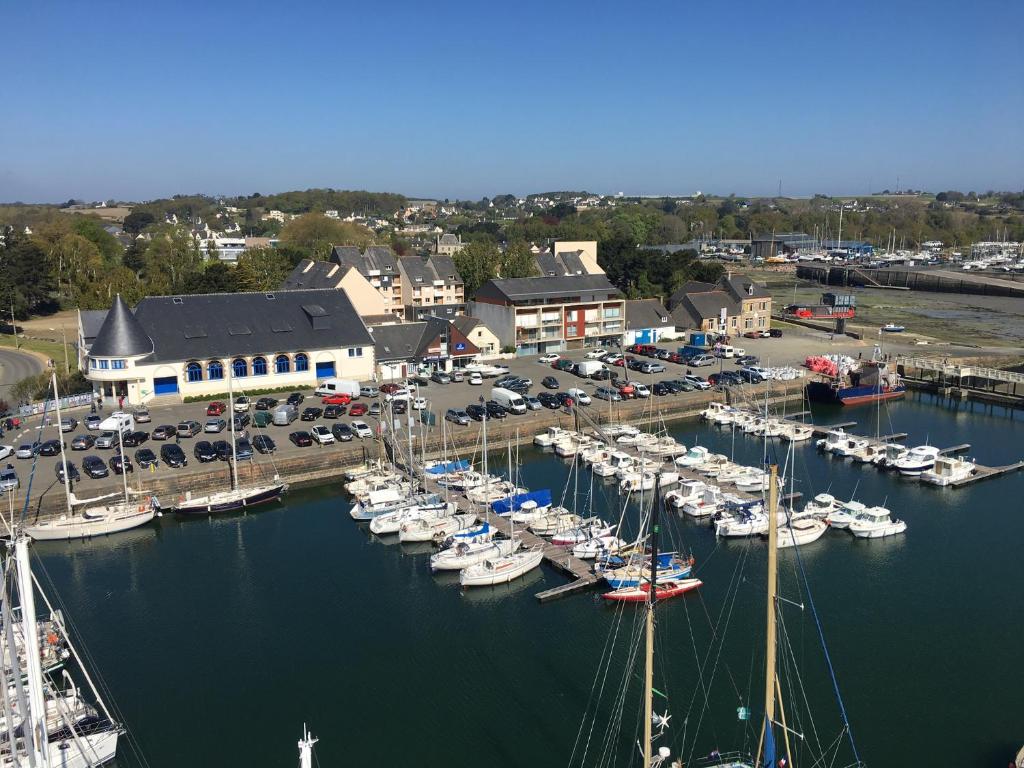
[
  {"x1": 16, "y1": 442, "x2": 41, "y2": 459},
  {"x1": 538, "y1": 392, "x2": 562, "y2": 409},
  {"x1": 132, "y1": 409, "x2": 151, "y2": 424},
  {"x1": 310, "y1": 425, "x2": 335, "y2": 445},
  {"x1": 541, "y1": 376, "x2": 559, "y2": 389},
  {"x1": 323, "y1": 404, "x2": 345, "y2": 419},
  {"x1": 350, "y1": 421, "x2": 374, "y2": 439},
  {"x1": 392, "y1": 401, "x2": 407, "y2": 415},
  {"x1": 109, "y1": 454, "x2": 133, "y2": 474},
  {"x1": 708, "y1": 372, "x2": 737, "y2": 387},
  {"x1": 0, "y1": 465, "x2": 19, "y2": 493},
  {"x1": 601, "y1": 353, "x2": 624, "y2": 365},
  {"x1": 254, "y1": 411, "x2": 274, "y2": 428},
  {"x1": 628, "y1": 382, "x2": 651, "y2": 398},
  {"x1": 652, "y1": 382, "x2": 670, "y2": 396},
  {"x1": 204, "y1": 418, "x2": 227, "y2": 433},
  {"x1": 230, "y1": 397, "x2": 249, "y2": 413},
  {"x1": 122, "y1": 430, "x2": 149, "y2": 447},
  {"x1": 84, "y1": 415, "x2": 102, "y2": 430},
  {"x1": 659, "y1": 380, "x2": 682, "y2": 394},
  {"x1": 468, "y1": 373, "x2": 483, "y2": 386},
  {"x1": 769, "y1": 328, "x2": 783, "y2": 338},
  {"x1": 82, "y1": 455, "x2": 109, "y2": 479},
  {"x1": 384, "y1": 388, "x2": 411, "y2": 403},
  {"x1": 232, "y1": 413, "x2": 250, "y2": 430},
  {"x1": 654, "y1": 349, "x2": 672, "y2": 360},
  {"x1": 330, "y1": 424, "x2": 353, "y2": 442},
  {"x1": 301, "y1": 407, "x2": 323, "y2": 421},
  {"x1": 71, "y1": 434, "x2": 96, "y2": 450},
  {"x1": 740, "y1": 366, "x2": 770, "y2": 383},
  {"x1": 39, "y1": 439, "x2": 65, "y2": 457},
  {"x1": 688, "y1": 354, "x2": 716, "y2": 367},
  {"x1": 538, "y1": 353, "x2": 560, "y2": 363},
  {"x1": 177, "y1": 420, "x2": 201, "y2": 438},
  {"x1": 639, "y1": 362, "x2": 665, "y2": 374},
  {"x1": 585, "y1": 348, "x2": 607, "y2": 359},
  {"x1": 193, "y1": 441, "x2": 218, "y2": 462},
  {"x1": 235, "y1": 439, "x2": 254, "y2": 460},
  {"x1": 557, "y1": 392, "x2": 576, "y2": 408},
  {"x1": 321, "y1": 393, "x2": 351, "y2": 405},
  {"x1": 379, "y1": 383, "x2": 402, "y2": 394},
  {"x1": 55, "y1": 461, "x2": 80, "y2": 484},
  {"x1": 466, "y1": 404, "x2": 487, "y2": 421},
  {"x1": 60, "y1": 416, "x2": 78, "y2": 433},
  {"x1": 445, "y1": 408, "x2": 470, "y2": 425},
  {"x1": 212, "y1": 440, "x2": 233, "y2": 461},
  {"x1": 627, "y1": 358, "x2": 645, "y2": 371},
  {"x1": 360, "y1": 385, "x2": 380, "y2": 398},
  {"x1": 484, "y1": 401, "x2": 507, "y2": 419},
  {"x1": 736, "y1": 354, "x2": 759, "y2": 366},
  {"x1": 206, "y1": 401, "x2": 227, "y2": 416},
  {"x1": 524, "y1": 395, "x2": 542, "y2": 411},
  {"x1": 152, "y1": 425, "x2": 177, "y2": 440},
  {"x1": 593, "y1": 386, "x2": 622, "y2": 401},
  {"x1": 368, "y1": 402, "x2": 381, "y2": 417},
  {"x1": 135, "y1": 448, "x2": 158, "y2": 469},
  {"x1": 450, "y1": 371, "x2": 464, "y2": 383},
  {"x1": 430, "y1": 371, "x2": 451, "y2": 385},
  {"x1": 590, "y1": 368, "x2": 612, "y2": 381},
  {"x1": 286, "y1": 393, "x2": 305, "y2": 406},
  {"x1": 288, "y1": 431, "x2": 313, "y2": 447},
  {"x1": 94, "y1": 431, "x2": 120, "y2": 449},
  {"x1": 682, "y1": 374, "x2": 710, "y2": 390},
  {"x1": 160, "y1": 444, "x2": 187, "y2": 468},
  {"x1": 253, "y1": 435, "x2": 277, "y2": 454},
  {"x1": 553, "y1": 359, "x2": 576, "y2": 372},
  {"x1": 255, "y1": 397, "x2": 279, "y2": 410},
  {"x1": 565, "y1": 388, "x2": 591, "y2": 405},
  {"x1": 350, "y1": 403, "x2": 368, "y2": 417},
  {"x1": 412, "y1": 397, "x2": 427, "y2": 410}
]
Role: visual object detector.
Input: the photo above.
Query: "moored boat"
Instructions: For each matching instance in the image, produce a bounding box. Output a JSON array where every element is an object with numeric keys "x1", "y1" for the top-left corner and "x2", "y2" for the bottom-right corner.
[{"x1": 603, "y1": 578, "x2": 703, "y2": 602}]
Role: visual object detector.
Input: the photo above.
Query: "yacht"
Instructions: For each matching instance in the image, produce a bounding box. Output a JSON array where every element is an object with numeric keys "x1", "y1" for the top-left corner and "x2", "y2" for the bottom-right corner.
[
  {"x1": 459, "y1": 547, "x2": 544, "y2": 586},
  {"x1": 920, "y1": 456, "x2": 976, "y2": 486},
  {"x1": 399, "y1": 513, "x2": 478, "y2": 543},
  {"x1": 894, "y1": 445, "x2": 941, "y2": 476},
  {"x1": 848, "y1": 506, "x2": 907, "y2": 538},
  {"x1": 815, "y1": 427, "x2": 846, "y2": 452},
  {"x1": 572, "y1": 535, "x2": 627, "y2": 559},
  {"x1": 368, "y1": 501, "x2": 457, "y2": 535},
  {"x1": 430, "y1": 538, "x2": 519, "y2": 572},
  {"x1": 528, "y1": 509, "x2": 581, "y2": 536}
]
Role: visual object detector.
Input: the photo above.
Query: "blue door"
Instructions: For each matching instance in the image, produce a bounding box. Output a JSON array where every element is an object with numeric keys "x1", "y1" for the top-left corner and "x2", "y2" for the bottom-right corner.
[
  {"x1": 636, "y1": 329, "x2": 652, "y2": 344},
  {"x1": 153, "y1": 376, "x2": 178, "y2": 395},
  {"x1": 315, "y1": 362, "x2": 336, "y2": 379}
]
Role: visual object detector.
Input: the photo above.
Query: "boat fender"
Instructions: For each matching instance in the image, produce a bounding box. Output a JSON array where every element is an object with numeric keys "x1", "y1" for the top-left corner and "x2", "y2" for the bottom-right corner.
[{"x1": 46, "y1": 632, "x2": 59, "y2": 645}]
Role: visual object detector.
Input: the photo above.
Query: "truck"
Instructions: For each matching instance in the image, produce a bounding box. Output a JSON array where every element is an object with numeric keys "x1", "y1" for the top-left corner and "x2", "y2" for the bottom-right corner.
[
  {"x1": 574, "y1": 360, "x2": 606, "y2": 378},
  {"x1": 489, "y1": 387, "x2": 527, "y2": 415},
  {"x1": 315, "y1": 378, "x2": 361, "y2": 398}
]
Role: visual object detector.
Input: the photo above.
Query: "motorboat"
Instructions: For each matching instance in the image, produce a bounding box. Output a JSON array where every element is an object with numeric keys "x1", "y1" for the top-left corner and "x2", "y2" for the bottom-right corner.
[
  {"x1": 616, "y1": 431, "x2": 657, "y2": 447},
  {"x1": 600, "y1": 424, "x2": 641, "y2": 439},
  {"x1": 682, "y1": 486, "x2": 735, "y2": 518},
  {"x1": 733, "y1": 471, "x2": 770, "y2": 493},
  {"x1": 802, "y1": 493, "x2": 838, "y2": 518},
  {"x1": 509, "y1": 500, "x2": 551, "y2": 524},
  {"x1": 368, "y1": 501, "x2": 457, "y2": 535},
  {"x1": 615, "y1": 456, "x2": 659, "y2": 480},
  {"x1": 603, "y1": 578, "x2": 703, "y2": 603},
  {"x1": 754, "y1": 419, "x2": 785, "y2": 438},
  {"x1": 815, "y1": 427, "x2": 846, "y2": 452},
  {"x1": 850, "y1": 443, "x2": 889, "y2": 464},
  {"x1": 593, "y1": 451, "x2": 633, "y2": 478},
  {"x1": 781, "y1": 424, "x2": 814, "y2": 442},
  {"x1": 398, "y1": 512, "x2": 477, "y2": 543},
  {"x1": 459, "y1": 547, "x2": 545, "y2": 587},
  {"x1": 664, "y1": 479, "x2": 707, "y2": 510},
  {"x1": 579, "y1": 442, "x2": 611, "y2": 465},
  {"x1": 831, "y1": 436, "x2": 869, "y2": 458},
  {"x1": 638, "y1": 436, "x2": 686, "y2": 458},
  {"x1": 713, "y1": 501, "x2": 771, "y2": 538},
  {"x1": 572, "y1": 535, "x2": 627, "y2": 559},
  {"x1": 534, "y1": 426, "x2": 576, "y2": 448},
  {"x1": 675, "y1": 446, "x2": 712, "y2": 469},
  {"x1": 874, "y1": 443, "x2": 909, "y2": 470},
  {"x1": 554, "y1": 433, "x2": 593, "y2": 458},
  {"x1": 775, "y1": 518, "x2": 828, "y2": 548},
  {"x1": 430, "y1": 538, "x2": 519, "y2": 572},
  {"x1": 847, "y1": 506, "x2": 907, "y2": 538},
  {"x1": 697, "y1": 455, "x2": 733, "y2": 477},
  {"x1": 826, "y1": 499, "x2": 865, "y2": 529},
  {"x1": 700, "y1": 402, "x2": 729, "y2": 421},
  {"x1": 881, "y1": 323, "x2": 905, "y2": 333},
  {"x1": 920, "y1": 456, "x2": 976, "y2": 486},
  {"x1": 619, "y1": 471, "x2": 656, "y2": 493},
  {"x1": 893, "y1": 445, "x2": 940, "y2": 476}
]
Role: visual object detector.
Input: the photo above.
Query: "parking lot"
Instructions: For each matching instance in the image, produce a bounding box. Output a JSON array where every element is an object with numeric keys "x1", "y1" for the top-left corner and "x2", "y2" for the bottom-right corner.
[{"x1": 2, "y1": 325, "x2": 853, "y2": 503}]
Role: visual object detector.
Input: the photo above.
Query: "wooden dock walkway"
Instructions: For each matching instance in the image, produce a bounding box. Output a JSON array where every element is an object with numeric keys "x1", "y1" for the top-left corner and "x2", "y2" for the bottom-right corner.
[
  {"x1": 950, "y1": 461, "x2": 1024, "y2": 488},
  {"x1": 938, "y1": 443, "x2": 971, "y2": 455}
]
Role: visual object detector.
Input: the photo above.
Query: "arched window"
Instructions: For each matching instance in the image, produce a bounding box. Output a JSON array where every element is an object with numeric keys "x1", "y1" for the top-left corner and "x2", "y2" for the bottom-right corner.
[
  {"x1": 208, "y1": 361, "x2": 224, "y2": 380},
  {"x1": 252, "y1": 356, "x2": 268, "y2": 376},
  {"x1": 294, "y1": 353, "x2": 309, "y2": 372},
  {"x1": 275, "y1": 355, "x2": 290, "y2": 374},
  {"x1": 186, "y1": 362, "x2": 203, "y2": 383},
  {"x1": 232, "y1": 358, "x2": 248, "y2": 378}
]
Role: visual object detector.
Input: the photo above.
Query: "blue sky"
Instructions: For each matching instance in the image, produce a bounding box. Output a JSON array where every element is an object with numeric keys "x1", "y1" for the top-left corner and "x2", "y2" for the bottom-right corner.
[{"x1": 2, "y1": 0, "x2": 1021, "y2": 202}]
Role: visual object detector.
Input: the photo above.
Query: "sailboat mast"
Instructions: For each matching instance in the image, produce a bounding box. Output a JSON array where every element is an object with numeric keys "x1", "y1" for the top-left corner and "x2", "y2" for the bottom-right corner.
[
  {"x1": 228, "y1": 366, "x2": 238, "y2": 491},
  {"x1": 480, "y1": 397, "x2": 489, "y2": 525},
  {"x1": 51, "y1": 373, "x2": 74, "y2": 512},
  {"x1": 15, "y1": 536, "x2": 50, "y2": 766},
  {"x1": 757, "y1": 464, "x2": 780, "y2": 766},
  {"x1": 643, "y1": 475, "x2": 662, "y2": 768}
]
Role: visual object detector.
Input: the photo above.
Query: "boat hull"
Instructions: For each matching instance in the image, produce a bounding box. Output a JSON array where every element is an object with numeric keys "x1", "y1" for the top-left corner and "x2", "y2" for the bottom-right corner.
[
  {"x1": 460, "y1": 549, "x2": 544, "y2": 587},
  {"x1": 25, "y1": 508, "x2": 156, "y2": 541},
  {"x1": 174, "y1": 483, "x2": 286, "y2": 515},
  {"x1": 806, "y1": 381, "x2": 906, "y2": 406},
  {"x1": 603, "y1": 578, "x2": 703, "y2": 602}
]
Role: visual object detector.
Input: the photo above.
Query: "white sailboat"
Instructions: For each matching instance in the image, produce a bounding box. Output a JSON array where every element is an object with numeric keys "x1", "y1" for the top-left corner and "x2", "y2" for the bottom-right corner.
[{"x1": 26, "y1": 372, "x2": 157, "y2": 541}]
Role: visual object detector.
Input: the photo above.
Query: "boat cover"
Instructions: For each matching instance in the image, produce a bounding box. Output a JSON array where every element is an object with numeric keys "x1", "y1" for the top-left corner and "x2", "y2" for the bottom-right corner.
[
  {"x1": 490, "y1": 489, "x2": 552, "y2": 514},
  {"x1": 426, "y1": 459, "x2": 470, "y2": 475}
]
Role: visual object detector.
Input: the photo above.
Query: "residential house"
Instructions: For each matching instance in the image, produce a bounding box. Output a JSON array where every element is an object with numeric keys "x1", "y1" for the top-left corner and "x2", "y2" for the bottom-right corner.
[
  {"x1": 82, "y1": 290, "x2": 374, "y2": 405},
  {"x1": 434, "y1": 233, "x2": 465, "y2": 255},
  {"x1": 667, "y1": 274, "x2": 772, "y2": 335},
  {"x1": 623, "y1": 299, "x2": 675, "y2": 345},
  {"x1": 533, "y1": 241, "x2": 604, "y2": 276},
  {"x1": 452, "y1": 316, "x2": 500, "y2": 359},
  {"x1": 369, "y1": 316, "x2": 480, "y2": 381},
  {"x1": 398, "y1": 254, "x2": 465, "y2": 313}
]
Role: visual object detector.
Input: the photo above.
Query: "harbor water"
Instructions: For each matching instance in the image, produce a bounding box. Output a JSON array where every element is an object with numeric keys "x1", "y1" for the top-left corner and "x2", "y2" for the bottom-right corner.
[{"x1": 33, "y1": 392, "x2": 1024, "y2": 767}]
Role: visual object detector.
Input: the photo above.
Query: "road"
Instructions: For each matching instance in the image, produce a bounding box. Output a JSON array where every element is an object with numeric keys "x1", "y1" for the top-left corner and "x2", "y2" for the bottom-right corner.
[{"x1": 0, "y1": 348, "x2": 44, "y2": 402}]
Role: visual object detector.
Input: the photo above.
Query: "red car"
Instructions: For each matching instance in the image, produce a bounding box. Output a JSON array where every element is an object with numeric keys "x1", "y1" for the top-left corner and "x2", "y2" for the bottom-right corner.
[
  {"x1": 206, "y1": 401, "x2": 227, "y2": 416},
  {"x1": 379, "y1": 383, "x2": 401, "y2": 394},
  {"x1": 321, "y1": 393, "x2": 351, "y2": 405},
  {"x1": 613, "y1": 358, "x2": 627, "y2": 367},
  {"x1": 349, "y1": 403, "x2": 368, "y2": 416}
]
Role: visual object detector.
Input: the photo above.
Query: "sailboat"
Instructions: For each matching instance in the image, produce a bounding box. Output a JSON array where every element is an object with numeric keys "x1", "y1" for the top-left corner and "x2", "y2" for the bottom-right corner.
[
  {"x1": 1, "y1": 532, "x2": 123, "y2": 765},
  {"x1": 25, "y1": 373, "x2": 158, "y2": 541},
  {"x1": 174, "y1": 368, "x2": 287, "y2": 514}
]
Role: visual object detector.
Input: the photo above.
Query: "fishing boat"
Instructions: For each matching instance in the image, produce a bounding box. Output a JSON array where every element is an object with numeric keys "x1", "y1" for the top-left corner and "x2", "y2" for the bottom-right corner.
[
  {"x1": 592, "y1": 451, "x2": 633, "y2": 478},
  {"x1": 714, "y1": 501, "x2": 771, "y2": 538},
  {"x1": 682, "y1": 485, "x2": 734, "y2": 518},
  {"x1": 700, "y1": 402, "x2": 729, "y2": 421},
  {"x1": 874, "y1": 442, "x2": 909, "y2": 469},
  {"x1": 803, "y1": 492, "x2": 838, "y2": 517},
  {"x1": 847, "y1": 505, "x2": 907, "y2": 538},
  {"x1": 733, "y1": 470, "x2": 770, "y2": 492},
  {"x1": 815, "y1": 427, "x2": 847, "y2": 451},
  {"x1": 806, "y1": 358, "x2": 905, "y2": 406},
  {"x1": 850, "y1": 442, "x2": 889, "y2": 464},
  {"x1": 603, "y1": 577, "x2": 702, "y2": 602},
  {"x1": 881, "y1": 323, "x2": 905, "y2": 333},
  {"x1": 579, "y1": 442, "x2": 611, "y2": 465},
  {"x1": 920, "y1": 455, "x2": 976, "y2": 486},
  {"x1": 893, "y1": 445, "x2": 940, "y2": 476},
  {"x1": 25, "y1": 374, "x2": 159, "y2": 541},
  {"x1": 831, "y1": 436, "x2": 870, "y2": 458},
  {"x1": 175, "y1": 370, "x2": 287, "y2": 514},
  {"x1": 775, "y1": 517, "x2": 828, "y2": 548},
  {"x1": 826, "y1": 499, "x2": 865, "y2": 529},
  {"x1": 533, "y1": 426, "x2": 575, "y2": 448}
]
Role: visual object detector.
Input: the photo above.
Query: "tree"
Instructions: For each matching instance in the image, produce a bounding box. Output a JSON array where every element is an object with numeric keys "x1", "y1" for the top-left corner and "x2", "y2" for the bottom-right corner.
[
  {"x1": 279, "y1": 214, "x2": 376, "y2": 259},
  {"x1": 123, "y1": 209, "x2": 156, "y2": 234},
  {"x1": 183, "y1": 261, "x2": 240, "y2": 294},
  {"x1": 499, "y1": 240, "x2": 538, "y2": 278},
  {"x1": 0, "y1": 229, "x2": 57, "y2": 318},
  {"x1": 71, "y1": 217, "x2": 121, "y2": 262},
  {"x1": 235, "y1": 247, "x2": 290, "y2": 291},
  {"x1": 122, "y1": 238, "x2": 148, "y2": 272},
  {"x1": 453, "y1": 240, "x2": 499, "y2": 296}
]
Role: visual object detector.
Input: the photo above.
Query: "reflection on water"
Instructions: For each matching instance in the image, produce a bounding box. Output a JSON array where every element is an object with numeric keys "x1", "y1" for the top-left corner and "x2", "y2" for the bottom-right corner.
[{"x1": 458, "y1": 565, "x2": 546, "y2": 606}]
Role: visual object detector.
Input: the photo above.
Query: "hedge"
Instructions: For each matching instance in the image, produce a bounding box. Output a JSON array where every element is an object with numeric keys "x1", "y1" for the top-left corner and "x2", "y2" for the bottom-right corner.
[{"x1": 182, "y1": 383, "x2": 311, "y2": 403}]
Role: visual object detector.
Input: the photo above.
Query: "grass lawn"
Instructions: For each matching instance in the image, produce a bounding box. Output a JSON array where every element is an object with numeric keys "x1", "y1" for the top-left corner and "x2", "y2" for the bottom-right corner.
[{"x1": 0, "y1": 334, "x2": 70, "y2": 370}]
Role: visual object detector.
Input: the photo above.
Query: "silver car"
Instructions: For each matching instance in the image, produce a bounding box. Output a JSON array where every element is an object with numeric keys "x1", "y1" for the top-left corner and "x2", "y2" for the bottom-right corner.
[
  {"x1": 594, "y1": 387, "x2": 622, "y2": 402},
  {"x1": 0, "y1": 466, "x2": 18, "y2": 493},
  {"x1": 445, "y1": 408, "x2": 470, "y2": 426},
  {"x1": 133, "y1": 409, "x2": 152, "y2": 423},
  {"x1": 15, "y1": 442, "x2": 41, "y2": 459},
  {"x1": 94, "y1": 431, "x2": 119, "y2": 449}
]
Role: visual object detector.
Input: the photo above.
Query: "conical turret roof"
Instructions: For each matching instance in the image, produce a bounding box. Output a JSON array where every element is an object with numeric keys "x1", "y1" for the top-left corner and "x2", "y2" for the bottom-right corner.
[{"x1": 88, "y1": 294, "x2": 153, "y2": 357}]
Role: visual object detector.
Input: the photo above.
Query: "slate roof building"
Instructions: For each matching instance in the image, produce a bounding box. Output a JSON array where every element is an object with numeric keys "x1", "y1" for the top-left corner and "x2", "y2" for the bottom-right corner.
[
  {"x1": 468, "y1": 274, "x2": 624, "y2": 355},
  {"x1": 369, "y1": 316, "x2": 480, "y2": 381},
  {"x1": 623, "y1": 299, "x2": 675, "y2": 345},
  {"x1": 82, "y1": 290, "x2": 375, "y2": 405},
  {"x1": 667, "y1": 273, "x2": 773, "y2": 335}
]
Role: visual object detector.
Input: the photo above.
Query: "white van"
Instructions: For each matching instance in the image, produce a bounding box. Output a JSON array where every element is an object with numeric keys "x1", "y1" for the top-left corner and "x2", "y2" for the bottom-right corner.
[
  {"x1": 490, "y1": 387, "x2": 527, "y2": 415},
  {"x1": 315, "y1": 378, "x2": 361, "y2": 398},
  {"x1": 98, "y1": 411, "x2": 134, "y2": 433},
  {"x1": 715, "y1": 345, "x2": 735, "y2": 358}
]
